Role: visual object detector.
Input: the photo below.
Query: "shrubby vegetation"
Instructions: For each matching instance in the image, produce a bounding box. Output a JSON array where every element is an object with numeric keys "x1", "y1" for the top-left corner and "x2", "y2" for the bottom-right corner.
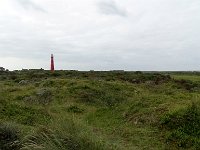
[
  {"x1": 0, "y1": 70, "x2": 200, "y2": 149},
  {"x1": 0, "y1": 122, "x2": 21, "y2": 150},
  {"x1": 160, "y1": 102, "x2": 200, "y2": 148}
]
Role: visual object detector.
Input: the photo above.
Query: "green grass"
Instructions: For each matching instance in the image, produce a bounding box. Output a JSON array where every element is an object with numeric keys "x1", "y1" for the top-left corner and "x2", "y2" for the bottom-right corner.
[
  {"x1": 172, "y1": 74, "x2": 200, "y2": 82},
  {"x1": 0, "y1": 71, "x2": 200, "y2": 149}
]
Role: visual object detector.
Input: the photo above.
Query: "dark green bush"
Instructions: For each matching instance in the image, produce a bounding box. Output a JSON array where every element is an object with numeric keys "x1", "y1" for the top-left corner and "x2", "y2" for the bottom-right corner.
[
  {"x1": 9, "y1": 75, "x2": 18, "y2": 80},
  {"x1": 0, "y1": 122, "x2": 21, "y2": 150},
  {"x1": 160, "y1": 102, "x2": 200, "y2": 148},
  {"x1": 42, "y1": 80, "x2": 55, "y2": 87},
  {"x1": 119, "y1": 73, "x2": 171, "y2": 84},
  {"x1": 67, "y1": 105, "x2": 84, "y2": 113},
  {"x1": 0, "y1": 75, "x2": 7, "y2": 80},
  {"x1": 26, "y1": 72, "x2": 47, "y2": 79},
  {"x1": 51, "y1": 72, "x2": 62, "y2": 77},
  {"x1": 69, "y1": 84, "x2": 126, "y2": 107},
  {"x1": 174, "y1": 79, "x2": 199, "y2": 91}
]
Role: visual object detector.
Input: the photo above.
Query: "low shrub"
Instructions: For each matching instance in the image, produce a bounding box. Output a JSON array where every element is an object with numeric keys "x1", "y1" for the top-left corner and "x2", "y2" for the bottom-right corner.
[
  {"x1": 51, "y1": 72, "x2": 63, "y2": 77},
  {"x1": 160, "y1": 102, "x2": 200, "y2": 148},
  {"x1": 174, "y1": 79, "x2": 199, "y2": 91},
  {"x1": 24, "y1": 88, "x2": 53, "y2": 105},
  {"x1": 36, "y1": 88, "x2": 53, "y2": 105},
  {"x1": 42, "y1": 80, "x2": 55, "y2": 87},
  {"x1": 69, "y1": 83, "x2": 126, "y2": 107},
  {"x1": 67, "y1": 105, "x2": 84, "y2": 113},
  {"x1": 26, "y1": 72, "x2": 47, "y2": 79},
  {"x1": 0, "y1": 122, "x2": 21, "y2": 150},
  {"x1": 120, "y1": 73, "x2": 171, "y2": 84}
]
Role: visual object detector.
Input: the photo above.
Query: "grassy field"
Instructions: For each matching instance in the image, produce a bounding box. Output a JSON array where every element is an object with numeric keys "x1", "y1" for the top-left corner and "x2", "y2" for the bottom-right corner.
[{"x1": 0, "y1": 71, "x2": 200, "y2": 150}]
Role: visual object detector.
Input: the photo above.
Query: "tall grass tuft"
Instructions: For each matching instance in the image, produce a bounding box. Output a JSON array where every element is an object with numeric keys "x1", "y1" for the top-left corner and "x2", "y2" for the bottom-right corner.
[
  {"x1": 0, "y1": 122, "x2": 21, "y2": 150},
  {"x1": 21, "y1": 118, "x2": 111, "y2": 150}
]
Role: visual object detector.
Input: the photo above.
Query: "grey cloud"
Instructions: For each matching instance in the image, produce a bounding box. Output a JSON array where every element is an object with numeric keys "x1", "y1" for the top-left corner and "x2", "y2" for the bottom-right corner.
[
  {"x1": 97, "y1": 0, "x2": 127, "y2": 17},
  {"x1": 15, "y1": 0, "x2": 46, "y2": 12}
]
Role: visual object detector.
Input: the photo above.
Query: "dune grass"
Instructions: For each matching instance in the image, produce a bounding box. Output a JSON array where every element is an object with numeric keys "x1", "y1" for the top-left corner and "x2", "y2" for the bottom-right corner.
[{"x1": 0, "y1": 71, "x2": 200, "y2": 149}]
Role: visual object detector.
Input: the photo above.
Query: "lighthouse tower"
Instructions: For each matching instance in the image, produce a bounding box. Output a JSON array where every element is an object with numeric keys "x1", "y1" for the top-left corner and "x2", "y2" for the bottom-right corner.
[{"x1": 51, "y1": 54, "x2": 54, "y2": 72}]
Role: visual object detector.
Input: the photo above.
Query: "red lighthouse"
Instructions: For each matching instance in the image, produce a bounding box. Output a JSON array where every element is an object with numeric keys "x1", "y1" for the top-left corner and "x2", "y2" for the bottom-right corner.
[{"x1": 51, "y1": 54, "x2": 54, "y2": 72}]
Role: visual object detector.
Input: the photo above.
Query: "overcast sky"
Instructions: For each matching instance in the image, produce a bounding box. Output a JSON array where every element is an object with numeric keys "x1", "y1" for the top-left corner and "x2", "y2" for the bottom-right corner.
[{"x1": 0, "y1": 0, "x2": 200, "y2": 71}]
